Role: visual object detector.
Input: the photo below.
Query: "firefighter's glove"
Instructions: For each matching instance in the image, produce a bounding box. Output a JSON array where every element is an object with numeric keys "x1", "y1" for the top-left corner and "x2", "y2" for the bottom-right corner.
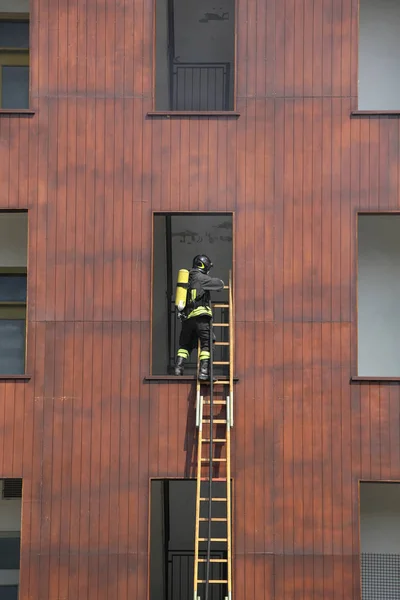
[{"x1": 177, "y1": 311, "x2": 187, "y2": 322}]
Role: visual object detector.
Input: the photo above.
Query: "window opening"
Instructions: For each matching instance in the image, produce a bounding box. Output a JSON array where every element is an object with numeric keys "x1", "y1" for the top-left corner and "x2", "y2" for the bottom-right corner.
[
  {"x1": 150, "y1": 479, "x2": 228, "y2": 600},
  {"x1": 360, "y1": 482, "x2": 400, "y2": 599},
  {"x1": 0, "y1": 478, "x2": 22, "y2": 600},
  {"x1": 0, "y1": 212, "x2": 28, "y2": 375},
  {"x1": 0, "y1": 1, "x2": 30, "y2": 110},
  {"x1": 152, "y1": 213, "x2": 233, "y2": 376},
  {"x1": 358, "y1": 0, "x2": 400, "y2": 110},
  {"x1": 357, "y1": 214, "x2": 400, "y2": 377},
  {"x1": 155, "y1": 0, "x2": 235, "y2": 111}
]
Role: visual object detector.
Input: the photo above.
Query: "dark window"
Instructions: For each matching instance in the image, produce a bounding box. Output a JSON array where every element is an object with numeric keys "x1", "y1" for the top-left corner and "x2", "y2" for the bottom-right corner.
[
  {"x1": 0, "y1": 538, "x2": 20, "y2": 569},
  {"x1": 155, "y1": 0, "x2": 235, "y2": 111},
  {"x1": 152, "y1": 213, "x2": 232, "y2": 375},
  {"x1": 0, "y1": 18, "x2": 30, "y2": 109},
  {"x1": 0, "y1": 478, "x2": 22, "y2": 599},
  {"x1": 0, "y1": 276, "x2": 27, "y2": 303},
  {"x1": 0, "y1": 212, "x2": 28, "y2": 375},
  {"x1": 0, "y1": 21, "x2": 29, "y2": 48},
  {"x1": 150, "y1": 479, "x2": 228, "y2": 600},
  {"x1": 0, "y1": 586, "x2": 18, "y2": 600},
  {"x1": 0, "y1": 276, "x2": 26, "y2": 375}
]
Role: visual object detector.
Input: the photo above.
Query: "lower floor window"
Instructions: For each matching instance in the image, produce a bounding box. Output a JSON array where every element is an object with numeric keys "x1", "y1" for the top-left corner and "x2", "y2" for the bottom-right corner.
[
  {"x1": 0, "y1": 211, "x2": 28, "y2": 375},
  {"x1": 149, "y1": 479, "x2": 228, "y2": 600},
  {"x1": 0, "y1": 478, "x2": 22, "y2": 600},
  {"x1": 0, "y1": 273, "x2": 26, "y2": 375},
  {"x1": 360, "y1": 481, "x2": 400, "y2": 599}
]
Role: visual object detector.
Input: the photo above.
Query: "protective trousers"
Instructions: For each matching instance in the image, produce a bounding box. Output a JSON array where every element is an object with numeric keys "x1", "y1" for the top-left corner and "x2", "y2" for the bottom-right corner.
[{"x1": 176, "y1": 315, "x2": 211, "y2": 362}]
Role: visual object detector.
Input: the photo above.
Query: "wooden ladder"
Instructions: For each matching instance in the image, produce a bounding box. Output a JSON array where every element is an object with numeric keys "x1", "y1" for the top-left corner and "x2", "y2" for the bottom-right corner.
[{"x1": 193, "y1": 272, "x2": 234, "y2": 600}]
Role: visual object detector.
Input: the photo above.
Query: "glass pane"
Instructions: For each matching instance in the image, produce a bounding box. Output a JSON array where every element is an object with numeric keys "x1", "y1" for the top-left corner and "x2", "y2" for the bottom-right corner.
[
  {"x1": 0, "y1": 586, "x2": 18, "y2": 600},
  {"x1": 0, "y1": 21, "x2": 29, "y2": 48},
  {"x1": 0, "y1": 538, "x2": 20, "y2": 570},
  {"x1": 0, "y1": 275, "x2": 26, "y2": 302},
  {"x1": 1, "y1": 66, "x2": 29, "y2": 109},
  {"x1": 0, "y1": 320, "x2": 25, "y2": 374}
]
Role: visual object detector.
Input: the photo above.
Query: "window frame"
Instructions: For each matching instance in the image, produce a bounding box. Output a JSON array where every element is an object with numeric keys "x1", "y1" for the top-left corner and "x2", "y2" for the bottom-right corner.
[
  {"x1": 0, "y1": 209, "x2": 29, "y2": 380},
  {"x1": 352, "y1": 0, "x2": 400, "y2": 116},
  {"x1": 0, "y1": 267, "x2": 27, "y2": 376},
  {"x1": 149, "y1": 211, "x2": 234, "y2": 379},
  {"x1": 351, "y1": 210, "x2": 400, "y2": 382},
  {"x1": 359, "y1": 479, "x2": 400, "y2": 599},
  {"x1": 149, "y1": 0, "x2": 239, "y2": 116},
  {"x1": 0, "y1": 478, "x2": 23, "y2": 599},
  {"x1": 148, "y1": 477, "x2": 234, "y2": 600},
  {"x1": 0, "y1": 12, "x2": 31, "y2": 114}
]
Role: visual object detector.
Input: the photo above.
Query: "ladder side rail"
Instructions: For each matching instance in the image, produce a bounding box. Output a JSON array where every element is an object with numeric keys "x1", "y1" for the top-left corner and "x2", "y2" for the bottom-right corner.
[
  {"x1": 227, "y1": 270, "x2": 234, "y2": 599},
  {"x1": 204, "y1": 318, "x2": 214, "y2": 600},
  {"x1": 194, "y1": 397, "x2": 204, "y2": 600},
  {"x1": 229, "y1": 269, "x2": 234, "y2": 425},
  {"x1": 194, "y1": 341, "x2": 202, "y2": 600},
  {"x1": 196, "y1": 366, "x2": 201, "y2": 428}
]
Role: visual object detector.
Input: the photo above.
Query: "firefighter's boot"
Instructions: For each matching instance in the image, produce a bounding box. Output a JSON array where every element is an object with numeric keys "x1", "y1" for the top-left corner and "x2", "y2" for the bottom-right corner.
[
  {"x1": 198, "y1": 359, "x2": 210, "y2": 381},
  {"x1": 174, "y1": 356, "x2": 186, "y2": 376}
]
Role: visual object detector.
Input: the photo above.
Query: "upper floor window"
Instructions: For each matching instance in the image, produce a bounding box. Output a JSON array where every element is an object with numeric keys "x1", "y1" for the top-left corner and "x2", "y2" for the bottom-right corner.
[
  {"x1": 152, "y1": 213, "x2": 232, "y2": 375},
  {"x1": 155, "y1": 0, "x2": 235, "y2": 111},
  {"x1": 358, "y1": 0, "x2": 400, "y2": 110},
  {"x1": 0, "y1": 1, "x2": 30, "y2": 110},
  {"x1": 0, "y1": 212, "x2": 27, "y2": 375},
  {"x1": 357, "y1": 214, "x2": 400, "y2": 377}
]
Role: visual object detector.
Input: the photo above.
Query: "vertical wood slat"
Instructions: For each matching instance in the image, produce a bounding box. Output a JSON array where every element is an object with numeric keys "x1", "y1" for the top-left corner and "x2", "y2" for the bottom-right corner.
[{"x1": 0, "y1": 0, "x2": 399, "y2": 598}]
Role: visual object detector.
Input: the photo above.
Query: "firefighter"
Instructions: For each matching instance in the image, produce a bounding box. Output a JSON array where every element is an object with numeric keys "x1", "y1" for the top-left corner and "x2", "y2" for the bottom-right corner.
[{"x1": 174, "y1": 254, "x2": 224, "y2": 380}]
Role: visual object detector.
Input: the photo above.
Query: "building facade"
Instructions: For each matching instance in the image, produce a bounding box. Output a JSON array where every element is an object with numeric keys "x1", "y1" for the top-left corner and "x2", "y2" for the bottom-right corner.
[{"x1": 0, "y1": 0, "x2": 399, "y2": 598}]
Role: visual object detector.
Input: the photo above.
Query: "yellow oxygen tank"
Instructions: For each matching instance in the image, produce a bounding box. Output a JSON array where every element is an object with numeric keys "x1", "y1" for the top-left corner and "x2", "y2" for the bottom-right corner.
[{"x1": 175, "y1": 269, "x2": 189, "y2": 311}]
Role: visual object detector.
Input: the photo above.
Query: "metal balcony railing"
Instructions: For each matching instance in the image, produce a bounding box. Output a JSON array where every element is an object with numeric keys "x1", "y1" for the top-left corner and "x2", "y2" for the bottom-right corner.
[
  {"x1": 171, "y1": 61, "x2": 231, "y2": 111},
  {"x1": 168, "y1": 550, "x2": 225, "y2": 600}
]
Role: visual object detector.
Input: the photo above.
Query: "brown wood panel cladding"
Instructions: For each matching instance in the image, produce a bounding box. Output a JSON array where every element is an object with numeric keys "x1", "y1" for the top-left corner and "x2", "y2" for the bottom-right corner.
[{"x1": 0, "y1": 0, "x2": 398, "y2": 597}]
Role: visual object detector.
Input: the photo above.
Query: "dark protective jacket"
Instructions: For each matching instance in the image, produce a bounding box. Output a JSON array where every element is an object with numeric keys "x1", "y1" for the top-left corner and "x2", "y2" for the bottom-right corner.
[{"x1": 185, "y1": 268, "x2": 224, "y2": 319}]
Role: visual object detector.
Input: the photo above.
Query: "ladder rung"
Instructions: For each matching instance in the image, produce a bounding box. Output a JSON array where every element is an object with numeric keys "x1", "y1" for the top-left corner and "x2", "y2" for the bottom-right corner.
[
  {"x1": 199, "y1": 518, "x2": 227, "y2": 522},
  {"x1": 202, "y1": 419, "x2": 227, "y2": 424},
  {"x1": 198, "y1": 580, "x2": 228, "y2": 583},
  {"x1": 213, "y1": 303, "x2": 229, "y2": 308},
  {"x1": 202, "y1": 438, "x2": 226, "y2": 442},
  {"x1": 223, "y1": 286, "x2": 229, "y2": 289},
  {"x1": 199, "y1": 538, "x2": 228, "y2": 542},
  {"x1": 200, "y1": 497, "x2": 227, "y2": 501},
  {"x1": 213, "y1": 361, "x2": 230, "y2": 365},
  {"x1": 203, "y1": 400, "x2": 226, "y2": 405},
  {"x1": 200, "y1": 477, "x2": 227, "y2": 481},
  {"x1": 198, "y1": 558, "x2": 228, "y2": 562},
  {"x1": 213, "y1": 323, "x2": 229, "y2": 327},
  {"x1": 201, "y1": 458, "x2": 227, "y2": 462},
  {"x1": 214, "y1": 342, "x2": 229, "y2": 346}
]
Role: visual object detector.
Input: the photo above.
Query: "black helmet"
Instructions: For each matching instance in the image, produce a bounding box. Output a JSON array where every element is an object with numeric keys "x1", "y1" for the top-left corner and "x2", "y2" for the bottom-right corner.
[{"x1": 192, "y1": 254, "x2": 213, "y2": 273}]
